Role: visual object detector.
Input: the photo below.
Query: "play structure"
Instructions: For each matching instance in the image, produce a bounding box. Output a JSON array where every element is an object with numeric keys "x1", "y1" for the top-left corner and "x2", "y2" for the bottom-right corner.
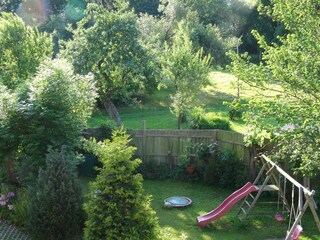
[
  {"x1": 197, "y1": 154, "x2": 320, "y2": 240},
  {"x1": 197, "y1": 182, "x2": 258, "y2": 228}
]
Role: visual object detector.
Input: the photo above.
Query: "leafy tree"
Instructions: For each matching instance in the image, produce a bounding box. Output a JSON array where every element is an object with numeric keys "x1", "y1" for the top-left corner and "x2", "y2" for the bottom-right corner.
[
  {"x1": 39, "y1": 13, "x2": 73, "y2": 55},
  {"x1": 156, "y1": 0, "x2": 235, "y2": 66},
  {"x1": 83, "y1": 130, "x2": 160, "y2": 240},
  {"x1": 0, "y1": 0, "x2": 21, "y2": 12},
  {"x1": 0, "y1": 13, "x2": 53, "y2": 89},
  {"x1": 179, "y1": 0, "x2": 228, "y2": 26},
  {"x1": 239, "y1": 0, "x2": 286, "y2": 55},
  {"x1": 48, "y1": 0, "x2": 68, "y2": 14},
  {"x1": 194, "y1": 23, "x2": 233, "y2": 66},
  {"x1": 61, "y1": 3, "x2": 159, "y2": 125},
  {"x1": 129, "y1": 0, "x2": 159, "y2": 15},
  {"x1": 0, "y1": 85, "x2": 21, "y2": 181},
  {"x1": 86, "y1": 0, "x2": 159, "y2": 14},
  {"x1": 158, "y1": 0, "x2": 197, "y2": 42},
  {"x1": 228, "y1": 0, "x2": 320, "y2": 176},
  {"x1": 0, "y1": 58, "x2": 97, "y2": 181},
  {"x1": 84, "y1": 0, "x2": 116, "y2": 10},
  {"x1": 161, "y1": 23, "x2": 212, "y2": 129},
  {"x1": 137, "y1": 13, "x2": 167, "y2": 53},
  {"x1": 28, "y1": 146, "x2": 84, "y2": 240}
]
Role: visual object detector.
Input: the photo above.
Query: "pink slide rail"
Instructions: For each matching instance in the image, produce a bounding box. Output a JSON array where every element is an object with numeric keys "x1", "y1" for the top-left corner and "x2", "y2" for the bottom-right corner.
[{"x1": 197, "y1": 182, "x2": 259, "y2": 228}]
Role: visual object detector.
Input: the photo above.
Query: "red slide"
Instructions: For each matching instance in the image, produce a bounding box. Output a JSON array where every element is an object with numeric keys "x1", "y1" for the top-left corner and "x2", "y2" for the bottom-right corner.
[{"x1": 197, "y1": 182, "x2": 259, "y2": 228}]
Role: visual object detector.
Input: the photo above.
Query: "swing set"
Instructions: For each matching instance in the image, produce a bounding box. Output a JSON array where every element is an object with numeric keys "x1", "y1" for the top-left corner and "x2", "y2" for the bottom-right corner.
[{"x1": 237, "y1": 154, "x2": 320, "y2": 240}]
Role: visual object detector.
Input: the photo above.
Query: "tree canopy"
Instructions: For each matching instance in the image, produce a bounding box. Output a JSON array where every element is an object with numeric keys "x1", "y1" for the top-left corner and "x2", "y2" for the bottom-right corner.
[
  {"x1": 228, "y1": 0, "x2": 320, "y2": 176},
  {"x1": 0, "y1": 0, "x2": 21, "y2": 12},
  {"x1": 0, "y1": 58, "x2": 97, "y2": 180},
  {"x1": 61, "y1": 3, "x2": 159, "y2": 125},
  {"x1": 84, "y1": 130, "x2": 160, "y2": 239},
  {"x1": 0, "y1": 12, "x2": 53, "y2": 89},
  {"x1": 161, "y1": 23, "x2": 212, "y2": 128}
]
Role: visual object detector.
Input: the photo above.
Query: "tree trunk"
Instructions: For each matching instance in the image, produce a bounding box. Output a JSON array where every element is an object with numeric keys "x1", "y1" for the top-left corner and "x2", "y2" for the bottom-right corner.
[
  {"x1": 177, "y1": 113, "x2": 182, "y2": 129},
  {"x1": 102, "y1": 98, "x2": 122, "y2": 126},
  {"x1": 7, "y1": 158, "x2": 18, "y2": 184}
]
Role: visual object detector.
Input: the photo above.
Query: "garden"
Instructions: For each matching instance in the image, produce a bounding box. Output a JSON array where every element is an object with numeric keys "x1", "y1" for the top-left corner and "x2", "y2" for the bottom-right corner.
[{"x1": 1, "y1": 0, "x2": 320, "y2": 239}]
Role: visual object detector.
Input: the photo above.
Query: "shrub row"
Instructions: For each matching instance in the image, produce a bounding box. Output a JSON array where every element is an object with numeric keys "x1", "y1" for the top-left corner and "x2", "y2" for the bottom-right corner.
[
  {"x1": 138, "y1": 142, "x2": 247, "y2": 190},
  {"x1": 189, "y1": 107, "x2": 231, "y2": 130}
]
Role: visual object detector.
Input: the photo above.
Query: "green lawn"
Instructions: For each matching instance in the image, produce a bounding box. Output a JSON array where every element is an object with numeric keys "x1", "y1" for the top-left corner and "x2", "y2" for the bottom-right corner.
[
  {"x1": 143, "y1": 179, "x2": 320, "y2": 240},
  {"x1": 87, "y1": 71, "x2": 281, "y2": 133},
  {"x1": 79, "y1": 177, "x2": 320, "y2": 240}
]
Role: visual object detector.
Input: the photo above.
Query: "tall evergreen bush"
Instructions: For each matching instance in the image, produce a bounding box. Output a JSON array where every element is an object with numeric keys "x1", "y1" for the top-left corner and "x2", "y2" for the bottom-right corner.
[
  {"x1": 28, "y1": 146, "x2": 84, "y2": 240},
  {"x1": 84, "y1": 130, "x2": 160, "y2": 240}
]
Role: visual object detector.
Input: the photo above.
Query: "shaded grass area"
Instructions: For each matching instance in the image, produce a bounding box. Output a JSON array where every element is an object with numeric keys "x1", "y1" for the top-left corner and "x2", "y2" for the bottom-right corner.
[{"x1": 143, "y1": 179, "x2": 320, "y2": 240}]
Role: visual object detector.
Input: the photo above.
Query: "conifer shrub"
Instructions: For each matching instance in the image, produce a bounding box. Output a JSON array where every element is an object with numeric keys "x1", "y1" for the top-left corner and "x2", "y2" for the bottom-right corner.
[
  {"x1": 83, "y1": 130, "x2": 160, "y2": 240},
  {"x1": 28, "y1": 146, "x2": 84, "y2": 240}
]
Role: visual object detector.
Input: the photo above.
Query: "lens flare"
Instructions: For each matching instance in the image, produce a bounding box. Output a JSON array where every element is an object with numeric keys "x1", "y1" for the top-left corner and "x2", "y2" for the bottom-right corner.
[{"x1": 16, "y1": 0, "x2": 50, "y2": 27}]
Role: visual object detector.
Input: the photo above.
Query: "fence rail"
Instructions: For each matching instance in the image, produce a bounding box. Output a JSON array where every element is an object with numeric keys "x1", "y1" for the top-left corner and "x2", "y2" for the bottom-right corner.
[
  {"x1": 127, "y1": 129, "x2": 250, "y2": 164},
  {"x1": 84, "y1": 126, "x2": 256, "y2": 179}
]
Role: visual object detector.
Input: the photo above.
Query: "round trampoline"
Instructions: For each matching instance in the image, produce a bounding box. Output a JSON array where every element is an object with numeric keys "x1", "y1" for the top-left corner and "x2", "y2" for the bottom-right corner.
[{"x1": 164, "y1": 196, "x2": 192, "y2": 208}]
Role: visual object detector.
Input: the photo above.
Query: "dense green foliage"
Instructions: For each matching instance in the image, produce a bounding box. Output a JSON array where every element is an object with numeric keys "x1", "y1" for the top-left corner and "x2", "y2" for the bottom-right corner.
[
  {"x1": 0, "y1": 0, "x2": 21, "y2": 12},
  {"x1": 28, "y1": 147, "x2": 84, "y2": 240},
  {"x1": 137, "y1": 140, "x2": 245, "y2": 189},
  {"x1": 161, "y1": 23, "x2": 212, "y2": 128},
  {"x1": 189, "y1": 107, "x2": 230, "y2": 130},
  {"x1": 61, "y1": 3, "x2": 159, "y2": 125},
  {"x1": 0, "y1": 58, "x2": 97, "y2": 181},
  {"x1": 228, "y1": 0, "x2": 320, "y2": 176},
  {"x1": 196, "y1": 143, "x2": 246, "y2": 188},
  {"x1": 83, "y1": 130, "x2": 159, "y2": 240},
  {"x1": 0, "y1": 13, "x2": 53, "y2": 89},
  {"x1": 192, "y1": 116, "x2": 230, "y2": 130},
  {"x1": 48, "y1": 0, "x2": 68, "y2": 14},
  {"x1": 10, "y1": 187, "x2": 29, "y2": 227}
]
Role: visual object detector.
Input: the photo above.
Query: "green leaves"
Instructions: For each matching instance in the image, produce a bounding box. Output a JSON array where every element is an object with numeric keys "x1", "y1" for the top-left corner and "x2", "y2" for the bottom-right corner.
[
  {"x1": 0, "y1": 13, "x2": 53, "y2": 89},
  {"x1": 28, "y1": 146, "x2": 84, "y2": 240},
  {"x1": 161, "y1": 22, "x2": 212, "y2": 128},
  {"x1": 60, "y1": 3, "x2": 159, "y2": 124},
  {"x1": 83, "y1": 130, "x2": 160, "y2": 239},
  {"x1": 229, "y1": 0, "x2": 320, "y2": 176},
  {"x1": 0, "y1": 58, "x2": 97, "y2": 180}
]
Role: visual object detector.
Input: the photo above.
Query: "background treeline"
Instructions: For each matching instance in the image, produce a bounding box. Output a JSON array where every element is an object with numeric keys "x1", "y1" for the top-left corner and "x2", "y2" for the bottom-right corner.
[{"x1": 0, "y1": 0, "x2": 284, "y2": 65}]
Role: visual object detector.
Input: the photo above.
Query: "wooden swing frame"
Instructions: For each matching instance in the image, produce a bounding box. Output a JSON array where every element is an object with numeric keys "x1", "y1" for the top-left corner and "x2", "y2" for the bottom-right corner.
[{"x1": 237, "y1": 154, "x2": 320, "y2": 240}]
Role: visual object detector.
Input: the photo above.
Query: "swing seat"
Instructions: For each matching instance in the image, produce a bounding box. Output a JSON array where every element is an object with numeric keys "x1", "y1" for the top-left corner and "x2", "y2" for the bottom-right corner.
[
  {"x1": 275, "y1": 213, "x2": 286, "y2": 222},
  {"x1": 292, "y1": 225, "x2": 303, "y2": 240}
]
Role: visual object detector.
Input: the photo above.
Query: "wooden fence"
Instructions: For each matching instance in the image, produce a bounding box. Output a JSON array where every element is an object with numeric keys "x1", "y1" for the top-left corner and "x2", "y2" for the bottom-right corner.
[
  {"x1": 128, "y1": 129, "x2": 252, "y2": 164},
  {"x1": 84, "y1": 126, "x2": 257, "y2": 179}
]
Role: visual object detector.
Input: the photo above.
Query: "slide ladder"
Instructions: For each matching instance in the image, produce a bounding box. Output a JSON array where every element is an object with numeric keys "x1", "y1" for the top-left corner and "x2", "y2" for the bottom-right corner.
[{"x1": 237, "y1": 162, "x2": 290, "y2": 221}]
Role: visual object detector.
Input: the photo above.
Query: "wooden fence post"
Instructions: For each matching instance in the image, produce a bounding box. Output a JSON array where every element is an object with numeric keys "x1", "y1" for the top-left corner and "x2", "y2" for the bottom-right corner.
[
  {"x1": 142, "y1": 120, "x2": 147, "y2": 162},
  {"x1": 249, "y1": 144, "x2": 257, "y2": 182}
]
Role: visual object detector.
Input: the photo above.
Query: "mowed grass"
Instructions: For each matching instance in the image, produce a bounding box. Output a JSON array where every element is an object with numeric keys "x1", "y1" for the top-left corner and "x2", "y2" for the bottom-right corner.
[
  {"x1": 87, "y1": 71, "x2": 282, "y2": 132},
  {"x1": 143, "y1": 179, "x2": 320, "y2": 240}
]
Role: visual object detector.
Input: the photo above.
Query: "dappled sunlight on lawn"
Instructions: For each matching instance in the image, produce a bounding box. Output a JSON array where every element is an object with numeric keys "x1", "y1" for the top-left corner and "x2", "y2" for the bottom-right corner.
[{"x1": 142, "y1": 179, "x2": 319, "y2": 240}]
